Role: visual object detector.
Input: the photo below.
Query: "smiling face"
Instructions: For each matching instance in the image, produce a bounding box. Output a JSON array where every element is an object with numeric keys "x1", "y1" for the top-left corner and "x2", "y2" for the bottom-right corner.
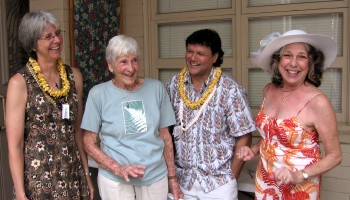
[
  {"x1": 109, "y1": 53, "x2": 140, "y2": 91},
  {"x1": 35, "y1": 24, "x2": 63, "y2": 63},
  {"x1": 185, "y1": 44, "x2": 218, "y2": 80},
  {"x1": 278, "y1": 42, "x2": 310, "y2": 87}
]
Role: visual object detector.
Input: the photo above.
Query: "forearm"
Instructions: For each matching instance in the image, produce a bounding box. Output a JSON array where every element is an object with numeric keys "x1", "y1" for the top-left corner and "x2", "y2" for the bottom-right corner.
[
  {"x1": 160, "y1": 127, "x2": 176, "y2": 176},
  {"x1": 251, "y1": 138, "x2": 261, "y2": 155},
  {"x1": 82, "y1": 131, "x2": 122, "y2": 174},
  {"x1": 302, "y1": 149, "x2": 342, "y2": 179},
  {"x1": 231, "y1": 133, "x2": 252, "y2": 179},
  {"x1": 8, "y1": 146, "x2": 26, "y2": 197},
  {"x1": 75, "y1": 129, "x2": 90, "y2": 174}
]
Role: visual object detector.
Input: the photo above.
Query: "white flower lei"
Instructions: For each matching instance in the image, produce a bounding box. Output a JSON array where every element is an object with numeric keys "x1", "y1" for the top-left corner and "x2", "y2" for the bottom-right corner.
[{"x1": 179, "y1": 86, "x2": 217, "y2": 132}]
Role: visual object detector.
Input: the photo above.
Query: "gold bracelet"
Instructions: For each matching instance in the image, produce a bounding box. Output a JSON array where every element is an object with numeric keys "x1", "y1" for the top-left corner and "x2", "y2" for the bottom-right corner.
[{"x1": 168, "y1": 175, "x2": 176, "y2": 180}]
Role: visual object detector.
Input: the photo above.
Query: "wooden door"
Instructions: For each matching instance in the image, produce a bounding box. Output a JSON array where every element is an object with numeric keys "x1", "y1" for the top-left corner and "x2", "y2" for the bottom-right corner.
[{"x1": 0, "y1": 96, "x2": 12, "y2": 200}]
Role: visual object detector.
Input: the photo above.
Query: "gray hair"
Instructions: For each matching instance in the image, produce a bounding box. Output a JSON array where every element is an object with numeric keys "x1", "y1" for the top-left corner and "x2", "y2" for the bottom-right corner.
[
  {"x1": 18, "y1": 11, "x2": 60, "y2": 58},
  {"x1": 105, "y1": 35, "x2": 140, "y2": 65}
]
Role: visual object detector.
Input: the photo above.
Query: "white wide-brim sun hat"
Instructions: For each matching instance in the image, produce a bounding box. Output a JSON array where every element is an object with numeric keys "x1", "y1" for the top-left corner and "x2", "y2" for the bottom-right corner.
[{"x1": 251, "y1": 30, "x2": 337, "y2": 71}]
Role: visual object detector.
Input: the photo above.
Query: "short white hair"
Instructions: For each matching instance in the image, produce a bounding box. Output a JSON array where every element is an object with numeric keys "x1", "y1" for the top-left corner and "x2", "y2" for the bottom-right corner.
[{"x1": 105, "y1": 35, "x2": 140, "y2": 65}]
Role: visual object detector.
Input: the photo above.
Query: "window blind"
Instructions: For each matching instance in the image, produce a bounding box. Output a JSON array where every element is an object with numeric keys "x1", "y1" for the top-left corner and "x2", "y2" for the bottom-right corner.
[
  {"x1": 249, "y1": 13, "x2": 343, "y2": 57},
  {"x1": 159, "y1": 20, "x2": 232, "y2": 58},
  {"x1": 158, "y1": 0, "x2": 231, "y2": 14},
  {"x1": 248, "y1": 0, "x2": 338, "y2": 7}
]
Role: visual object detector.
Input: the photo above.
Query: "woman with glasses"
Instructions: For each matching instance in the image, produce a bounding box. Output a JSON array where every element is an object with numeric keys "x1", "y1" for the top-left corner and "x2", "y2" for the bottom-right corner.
[{"x1": 6, "y1": 11, "x2": 93, "y2": 200}]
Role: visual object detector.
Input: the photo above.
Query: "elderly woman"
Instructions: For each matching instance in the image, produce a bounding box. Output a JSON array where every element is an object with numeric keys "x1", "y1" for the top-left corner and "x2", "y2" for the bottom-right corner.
[
  {"x1": 6, "y1": 11, "x2": 93, "y2": 199},
  {"x1": 81, "y1": 35, "x2": 184, "y2": 200},
  {"x1": 237, "y1": 30, "x2": 342, "y2": 199}
]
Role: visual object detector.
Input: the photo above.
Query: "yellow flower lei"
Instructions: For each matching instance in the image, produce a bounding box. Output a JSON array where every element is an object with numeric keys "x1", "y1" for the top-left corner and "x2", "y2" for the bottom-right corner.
[
  {"x1": 178, "y1": 66, "x2": 221, "y2": 109},
  {"x1": 28, "y1": 57, "x2": 70, "y2": 98}
]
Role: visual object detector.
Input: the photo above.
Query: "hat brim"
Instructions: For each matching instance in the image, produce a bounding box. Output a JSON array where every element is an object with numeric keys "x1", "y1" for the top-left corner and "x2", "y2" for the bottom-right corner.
[{"x1": 254, "y1": 34, "x2": 337, "y2": 71}]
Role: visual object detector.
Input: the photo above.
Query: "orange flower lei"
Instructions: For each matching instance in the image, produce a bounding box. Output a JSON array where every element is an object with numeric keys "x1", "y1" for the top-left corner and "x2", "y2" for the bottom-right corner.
[
  {"x1": 28, "y1": 57, "x2": 70, "y2": 98},
  {"x1": 178, "y1": 66, "x2": 221, "y2": 109}
]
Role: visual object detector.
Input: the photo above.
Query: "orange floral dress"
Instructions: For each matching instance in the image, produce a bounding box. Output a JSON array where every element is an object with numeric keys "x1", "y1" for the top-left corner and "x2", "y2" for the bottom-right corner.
[{"x1": 255, "y1": 95, "x2": 322, "y2": 200}]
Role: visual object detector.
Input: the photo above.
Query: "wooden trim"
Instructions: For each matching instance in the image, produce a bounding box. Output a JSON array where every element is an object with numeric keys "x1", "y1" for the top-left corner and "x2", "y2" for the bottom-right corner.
[
  {"x1": 120, "y1": 0, "x2": 123, "y2": 34},
  {"x1": 0, "y1": 95, "x2": 5, "y2": 130},
  {"x1": 69, "y1": 0, "x2": 75, "y2": 68},
  {"x1": 242, "y1": 0, "x2": 348, "y2": 14}
]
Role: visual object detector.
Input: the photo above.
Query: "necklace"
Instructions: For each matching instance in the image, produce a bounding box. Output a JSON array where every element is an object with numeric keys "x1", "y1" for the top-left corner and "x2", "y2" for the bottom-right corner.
[
  {"x1": 280, "y1": 84, "x2": 302, "y2": 101},
  {"x1": 179, "y1": 86, "x2": 216, "y2": 131},
  {"x1": 178, "y1": 66, "x2": 221, "y2": 109},
  {"x1": 28, "y1": 57, "x2": 70, "y2": 98}
]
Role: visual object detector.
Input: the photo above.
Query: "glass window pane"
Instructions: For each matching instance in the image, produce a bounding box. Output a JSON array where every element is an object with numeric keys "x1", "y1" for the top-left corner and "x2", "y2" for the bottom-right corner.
[
  {"x1": 159, "y1": 69, "x2": 180, "y2": 84},
  {"x1": 159, "y1": 20, "x2": 232, "y2": 58},
  {"x1": 320, "y1": 68, "x2": 342, "y2": 112},
  {"x1": 248, "y1": 68, "x2": 342, "y2": 112},
  {"x1": 248, "y1": 69, "x2": 271, "y2": 108},
  {"x1": 248, "y1": 0, "x2": 340, "y2": 7},
  {"x1": 158, "y1": 0, "x2": 231, "y2": 14},
  {"x1": 249, "y1": 13, "x2": 343, "y2": 58}
]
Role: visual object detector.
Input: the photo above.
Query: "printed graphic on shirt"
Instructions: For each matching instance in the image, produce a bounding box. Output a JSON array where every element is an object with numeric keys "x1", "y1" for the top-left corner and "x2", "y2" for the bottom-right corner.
[{"x1": 122, "y1": 100, "x2": 147, "y2": 134}]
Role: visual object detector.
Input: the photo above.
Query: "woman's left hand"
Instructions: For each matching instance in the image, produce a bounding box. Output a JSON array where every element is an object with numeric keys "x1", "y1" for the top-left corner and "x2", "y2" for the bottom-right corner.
[
  {"x1": 118, "y1": 165, "x2": 146, "y2": 182},
  {"x1": 168, "y1": 179, "x2": 184, "y2": 200},
  {"x1": 274, "y1": 166, "x2": 304, "y2": 184}
]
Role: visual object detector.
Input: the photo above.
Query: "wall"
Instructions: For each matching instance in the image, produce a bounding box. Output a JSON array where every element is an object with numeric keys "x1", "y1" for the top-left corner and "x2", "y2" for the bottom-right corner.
[
  {"x1": 321, "y1": 133, "x2": 350, "y2": 199},
  {"x1": 122, "y1": 0, "x2": 147, "y2": 76}
]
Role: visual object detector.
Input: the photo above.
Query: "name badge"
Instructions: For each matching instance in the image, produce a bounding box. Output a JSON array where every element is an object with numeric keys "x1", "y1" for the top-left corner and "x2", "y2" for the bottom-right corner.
[
  {"x1": 173, "y1": 125, "x2": 182, "y2": 138},
  {"x1": 62, "y1": 104, "x2": 70, "y2": 119}
]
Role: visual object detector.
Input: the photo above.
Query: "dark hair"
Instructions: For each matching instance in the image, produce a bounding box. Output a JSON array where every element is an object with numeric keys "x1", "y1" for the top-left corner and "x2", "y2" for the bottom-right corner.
[
  {"x1": 186, "y1": 29, "x2": 224, "y2": 67},
  {"x1": 271, "y1": 43, "x2": 325, "y2": 87}
]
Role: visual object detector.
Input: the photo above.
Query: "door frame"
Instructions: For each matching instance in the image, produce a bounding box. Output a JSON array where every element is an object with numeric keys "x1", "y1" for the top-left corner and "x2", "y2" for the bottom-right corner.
[{"x1": 0, "y1": 0, "x2": 13, "y2": 198}]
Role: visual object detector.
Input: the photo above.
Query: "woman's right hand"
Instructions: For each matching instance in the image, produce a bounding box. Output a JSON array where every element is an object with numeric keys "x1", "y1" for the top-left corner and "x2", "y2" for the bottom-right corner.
[
  {"x1": 236, "y1": 146, "x2": 255, "y2": 161},
  {"x1": 16, "y1": 192, "x2": 29, "y2": 200},
  {"x1": 118, "y1": 165, "x2": 146, "y2": 182}
]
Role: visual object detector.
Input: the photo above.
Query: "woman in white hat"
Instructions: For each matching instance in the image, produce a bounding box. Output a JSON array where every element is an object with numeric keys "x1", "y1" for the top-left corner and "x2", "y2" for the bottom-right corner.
[{"x1": 237, "y1": 30, "x2": 342, "y2": 199}]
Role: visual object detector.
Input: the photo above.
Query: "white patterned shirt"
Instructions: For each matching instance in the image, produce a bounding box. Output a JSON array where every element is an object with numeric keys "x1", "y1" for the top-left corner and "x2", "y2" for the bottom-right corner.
[{"x1": 166, "y1": 67, "x2": 256, "y2": 193}]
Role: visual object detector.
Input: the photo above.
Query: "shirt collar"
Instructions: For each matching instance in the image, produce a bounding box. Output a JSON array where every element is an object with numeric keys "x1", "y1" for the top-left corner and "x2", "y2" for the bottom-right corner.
[{"x1": 184, "y1": 67, "x2": 217, "y2": 88}]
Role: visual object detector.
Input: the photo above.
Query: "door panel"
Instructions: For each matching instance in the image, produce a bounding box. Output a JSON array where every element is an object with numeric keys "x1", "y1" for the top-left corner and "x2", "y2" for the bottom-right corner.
[
  {"x1": 1, "y1": 0, "x2": 13, "y2": 195},
  {"x1": 0, "y1": 96, "x2": 12, "y2": 200}
]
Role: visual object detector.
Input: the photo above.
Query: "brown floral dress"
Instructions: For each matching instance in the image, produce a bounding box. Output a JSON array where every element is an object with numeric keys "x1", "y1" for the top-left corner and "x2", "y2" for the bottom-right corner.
[{"x1": 16, "y1": 64, "x2": 89, "y2": 200}]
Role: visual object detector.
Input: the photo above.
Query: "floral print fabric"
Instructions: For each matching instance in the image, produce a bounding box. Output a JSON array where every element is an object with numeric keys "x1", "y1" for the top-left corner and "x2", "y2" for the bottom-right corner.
[
  {"x1": 73, "y1": 0, "x2": 121, "y2": 103},
  {"x1": 255, "y1": 105, "x2": 321, "y2": 200},
  {"x1": 166, "y1": 68, "x2": 256, "y2": 193},
  {"x1": 18, "y1": 64, "x2": 89, "y2": 199}
]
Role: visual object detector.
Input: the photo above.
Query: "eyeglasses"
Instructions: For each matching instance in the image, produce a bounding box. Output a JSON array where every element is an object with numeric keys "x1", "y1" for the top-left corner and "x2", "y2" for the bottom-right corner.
[{"x1": 39, "y1": 30, "x2": 64, "y2": 41}]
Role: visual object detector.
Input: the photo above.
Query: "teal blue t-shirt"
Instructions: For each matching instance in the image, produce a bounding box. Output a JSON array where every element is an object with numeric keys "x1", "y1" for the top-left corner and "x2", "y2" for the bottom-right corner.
[{"x1": 81, "y1": 78, "x2": 175, "y2": 186}]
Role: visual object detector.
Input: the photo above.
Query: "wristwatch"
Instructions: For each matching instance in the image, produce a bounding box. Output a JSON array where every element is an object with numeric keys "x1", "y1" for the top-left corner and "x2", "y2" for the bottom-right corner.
[{"x1": 301, "y1": 170, "x2": 309, "y2": 180}]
